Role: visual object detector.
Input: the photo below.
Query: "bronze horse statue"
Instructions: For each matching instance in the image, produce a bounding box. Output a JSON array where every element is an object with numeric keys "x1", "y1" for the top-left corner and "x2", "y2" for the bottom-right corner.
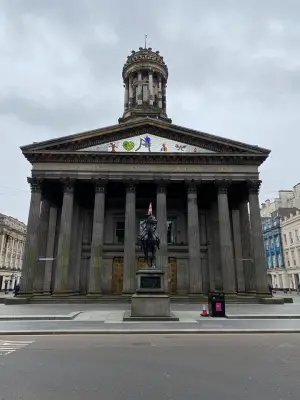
[{"x1": 138, "y1": 214, "x2": 160, "y2": 268}]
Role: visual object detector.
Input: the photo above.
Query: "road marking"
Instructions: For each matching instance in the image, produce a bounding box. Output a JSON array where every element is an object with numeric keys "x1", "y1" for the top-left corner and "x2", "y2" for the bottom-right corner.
[{"x1": 0, "y1": 340, "x2": 34, "y2": 356}]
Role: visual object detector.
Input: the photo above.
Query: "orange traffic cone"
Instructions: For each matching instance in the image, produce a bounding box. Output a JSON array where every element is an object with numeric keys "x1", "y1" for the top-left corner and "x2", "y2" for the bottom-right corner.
[{"x1": 201, "y1": 302, "x2": 209, "y2": 317}]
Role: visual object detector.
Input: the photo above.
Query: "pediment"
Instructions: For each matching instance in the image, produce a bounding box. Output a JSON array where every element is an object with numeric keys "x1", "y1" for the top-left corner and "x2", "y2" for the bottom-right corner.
[
  {"x1": 21, "y1": 118, "x2": 270, "y2": 157},
  {"x1": 78, "y1": 132, "x2": 214, "y2": 153}
]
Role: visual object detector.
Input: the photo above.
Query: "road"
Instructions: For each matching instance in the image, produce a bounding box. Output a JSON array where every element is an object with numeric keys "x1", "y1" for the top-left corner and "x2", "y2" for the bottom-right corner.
[{"x1": 0, "y1": 334, "x2": 299, "y2": 399}]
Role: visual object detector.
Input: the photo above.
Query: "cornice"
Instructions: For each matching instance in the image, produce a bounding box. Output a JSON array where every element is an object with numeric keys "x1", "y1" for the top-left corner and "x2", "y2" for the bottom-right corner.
[{"x1": 23, "y1": 151, "x2": 267, "y2": 166}]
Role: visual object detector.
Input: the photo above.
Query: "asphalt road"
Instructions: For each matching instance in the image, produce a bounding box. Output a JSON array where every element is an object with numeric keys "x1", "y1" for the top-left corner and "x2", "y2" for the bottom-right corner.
[{"x1": 0, "y1": 334, "x2": 299, "y2": 400}]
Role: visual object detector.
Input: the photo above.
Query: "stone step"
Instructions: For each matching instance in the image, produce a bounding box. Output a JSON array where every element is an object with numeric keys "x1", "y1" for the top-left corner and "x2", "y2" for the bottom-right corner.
[{"x1": 25, "y1": 294, "x2": 262, "y2": 304}]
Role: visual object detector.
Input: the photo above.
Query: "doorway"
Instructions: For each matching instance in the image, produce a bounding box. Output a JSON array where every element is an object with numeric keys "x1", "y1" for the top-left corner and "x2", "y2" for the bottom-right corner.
[{"x1": 112, "y1": 257, "x2": 124, "y2": 294}]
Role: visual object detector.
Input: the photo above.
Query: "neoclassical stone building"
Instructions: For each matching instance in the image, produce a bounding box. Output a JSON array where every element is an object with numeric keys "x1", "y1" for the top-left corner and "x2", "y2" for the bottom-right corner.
[
  {"x1": 20, "y1": 47, "x2": 270, "y2": 301},
  {"x1": 0, "y1": 213, "x2": 26, "y2": 291}
]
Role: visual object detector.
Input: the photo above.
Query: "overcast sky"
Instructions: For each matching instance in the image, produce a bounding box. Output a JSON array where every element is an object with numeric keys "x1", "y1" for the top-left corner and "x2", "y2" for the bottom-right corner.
[{"x1": 1, "y1": 0, "x2": 299, "y2": 223}]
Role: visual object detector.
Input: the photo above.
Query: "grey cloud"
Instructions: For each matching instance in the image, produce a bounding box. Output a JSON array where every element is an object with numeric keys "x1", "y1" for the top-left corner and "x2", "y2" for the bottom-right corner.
[{"x1": 0, "y1": 0, "x2": 300, "y2": 222}]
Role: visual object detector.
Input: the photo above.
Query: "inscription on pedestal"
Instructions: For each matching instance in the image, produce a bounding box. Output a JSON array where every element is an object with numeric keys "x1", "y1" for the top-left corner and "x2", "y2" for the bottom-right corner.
[{"x1": 140, "y1": 276, "x2": 161, "y2": 289}]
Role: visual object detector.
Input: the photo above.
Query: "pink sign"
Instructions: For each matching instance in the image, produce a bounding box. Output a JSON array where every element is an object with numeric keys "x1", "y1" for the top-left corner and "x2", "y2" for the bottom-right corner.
[{"x1": 215, "y1": 302, "x2": 222, "y2": 312}]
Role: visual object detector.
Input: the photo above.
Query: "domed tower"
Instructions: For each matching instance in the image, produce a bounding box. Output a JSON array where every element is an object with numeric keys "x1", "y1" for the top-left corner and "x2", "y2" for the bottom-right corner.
[{"x1": 118, "y1": 47, "x2": 172, "y2": 124}]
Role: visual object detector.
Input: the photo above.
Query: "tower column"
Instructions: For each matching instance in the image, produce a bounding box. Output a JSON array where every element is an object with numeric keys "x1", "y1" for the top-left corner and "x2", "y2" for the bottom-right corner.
[
  {"x1": 20, "y1": 177, "x2": 43, "y2": 294},
  {"x1": 216, "y1": 179, "x2": 236, "y2": 294},
  {"x1": 162, "y1": 82, "x2": 167, "y2": 113},
  {"x1": 187, "y1": 180, "x2": 202, "y2": 294},
  {"x1": 88, "y1": 179, "x2": 106, "y2": 296},
  {"x1": 137, "y1": 71, "x2": 143, "y2": 105},
  {"x1": 247, "y1": 180, "x2": 269, "y2": 294},
  {"x1": 123, "y1": 181, "x2": 136, "y2": 293},
  {"x1": 158, "y1": 77, "x2": 163, "y2": 109},
  {"x1": 54, "y1": 178, "x2": 75, "y2": 294},
  {"x1": 148, "y1": 70, "x2": 154, "y2": 106},
  {"x1": 128, "y1": 75, "x2": 133, "y2": 107},
  {"x1": 124, "y1": 80, "x2": 129, "y2": 110}
]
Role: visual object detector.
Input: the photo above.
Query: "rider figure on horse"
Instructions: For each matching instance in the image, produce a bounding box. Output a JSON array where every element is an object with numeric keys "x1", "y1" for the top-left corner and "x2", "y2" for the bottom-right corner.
[{"x1": 138, "y1": 203, "x2": 160, "y2": 268}]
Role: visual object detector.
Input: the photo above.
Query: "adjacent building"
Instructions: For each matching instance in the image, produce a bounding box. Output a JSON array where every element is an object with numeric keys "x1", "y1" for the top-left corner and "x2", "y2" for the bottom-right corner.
[
  {"x1": 19, "y1": 46, "x2": 270, "y2": 301},
  {"x1": 0, "y1": 213, "x2": 26, "y2": 291},
  {"x1": 280, "y1": 210, "x2": 300, "y2": 290},
  {"x1": 261, "y1": 183, "x2": 300, "y2": 217}
]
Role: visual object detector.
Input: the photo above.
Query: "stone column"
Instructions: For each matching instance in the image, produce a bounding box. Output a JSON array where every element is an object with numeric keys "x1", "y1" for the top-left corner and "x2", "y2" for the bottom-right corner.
[
  {"x1": 158, "y1": 77, "x2": 163, "y2": 109},
  {"x1": 128, "y1": 75, "x2": 134, "y2": 107},
  {"x1": 88, "y1": 180, "x2": 106, "y2": 296},
  {"x1": 247, "y1": 180, "x2": 269, "y2": 294},
  {"x1": 231, "y1": 208, "x2": 246, "y2": 293},
  {"x1": 43, "y1": 205, "x2": 57, "y2": 294},
  {"x1": 239, "y1": 198, "x2": 255, "y2": 293},
  {"x1": 156, "y1": 181, "x2": 168, "y2": 291},
  {"x1": 20, "y1": 177, "x2": 43, "y2": 294},
  {"x1": 148, "y1": 70, "x2": 154, "y2": 106},
  {"x1": 4, "y1": 236, "x2": 9, "y2": 268},
  {"x1": 9, "y1": 238, "x2": 15, "y2": 269},
  {"x1": 0, "y1": 234, "x2": 4, "y2": 266},
  {"x1": 54, "y1": 178, "x2": 75, "y2": 294},
  {"x1": 215, "y1": 180, "x2": 236, "y2": 294},
  {"x1": 123, "y1": 181, "x2": 136, "y2": 294},
  {"x1": 13, "y1": 240, "x2": 19, "y2": 269},
  {"x1": 34, "y1": 198, "x2": 50, "y2": 293},
  {"x1": 187, "y1": 180, "x2": 202, "y2": 294},
  {"x1": 124, "y1": 80, "x2": 129, "y2": 111},
  {"x1": 137, "y1": 71, "x2": 143, "y2": 105},
  {"x1": 162, "y1": 83, "x2": 167, "y2": 113}
]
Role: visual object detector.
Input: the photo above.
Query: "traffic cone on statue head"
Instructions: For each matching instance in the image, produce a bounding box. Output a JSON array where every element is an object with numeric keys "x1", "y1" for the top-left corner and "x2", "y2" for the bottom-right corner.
[
  {"x1": 201, "y1": 302, "x2": 209, "y2": 317},
  {"x1": 148, "y1": 202, "x2": 152, "y2": 215}
]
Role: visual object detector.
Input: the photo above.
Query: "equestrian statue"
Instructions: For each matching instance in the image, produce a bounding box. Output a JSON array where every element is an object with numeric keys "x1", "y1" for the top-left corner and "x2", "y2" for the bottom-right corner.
[{"x1": 138, "y1": 203, "x2": 160, "y2": 268}]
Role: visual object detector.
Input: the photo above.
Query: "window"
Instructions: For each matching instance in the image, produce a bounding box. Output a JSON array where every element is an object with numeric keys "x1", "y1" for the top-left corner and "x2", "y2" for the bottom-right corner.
[
  {"x1": 292, "y1": 251, "x2": 296, "y2": 266},
  {"x1": 278, "y1": 254, "x2": 282, "y2": 267},
  {"x1": 296, "y1": 229, "x2": 299, "y2": 242},
  {"x1": 115, "y1": 221, "x2": 125, "y2": 244},
  {"x1": 275, "y1": 236, "x2": 280, "y2": 247},
  {"x1": 289, "y1": 232, "x2": 293, "y2": 244},
  {"x1": 265, "y1": 241, "x2": 269, "y2": 250},
  {"x1": 167, "y1": 221, "x2": 175, "y2": 244},
  {"x1": 270, "y1": 238, "x2": 274, "y2": 248},
  {"x1": 272, "y1": 255, "x2": 276, "y2": 268},
  {"x1": 268, "y1": 257, "x2": 272, "y2": 268},
  {"x1": 284, "y1": 234, "x2": 287, "y2": 245}
]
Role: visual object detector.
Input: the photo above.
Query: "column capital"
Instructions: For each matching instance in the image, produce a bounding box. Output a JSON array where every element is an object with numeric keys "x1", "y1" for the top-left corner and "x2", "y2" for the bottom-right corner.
[
  {"x1": 27, "y1": 177, "x2": 43, "y2": 192},
  {"x1": 155, "y1": 179, "x2": 169, "y2": 193},
  {"x1": 215, "y1": 179, "x2": 231, "y2": 194},
  {"x1": 60, "y1": 177, "x2": 75, "y2": 193},
  {"x1": 92, "y1": 178, "x2": 107, "y2": 193},
  {"x1": 185, "y1": 179, "x2": 200, "y2": 193},
  {"x1": 247, "y1": 179, "x2": 261, "y2": 194},
  {"x1": 124, "y1": 179, "x2": 137, "y2": 193}
]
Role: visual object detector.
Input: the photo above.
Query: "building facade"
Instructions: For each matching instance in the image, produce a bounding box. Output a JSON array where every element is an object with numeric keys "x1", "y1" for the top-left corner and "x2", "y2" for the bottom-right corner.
[
  {"x1": 261, "y1": 183, "x2": 300, "y2": 218},
  {"x1": 262, "y1": 215, "x2": 285, "y2": 288},
  {"x1": 0, "y1": 213, "x2": 26, "y2": 291},
  {"x1": 19, "y1": 47, "x2": 270, "y2": 301},
  {"x1": 280, "y1": 210, "x2": 300, "y2": 290}
]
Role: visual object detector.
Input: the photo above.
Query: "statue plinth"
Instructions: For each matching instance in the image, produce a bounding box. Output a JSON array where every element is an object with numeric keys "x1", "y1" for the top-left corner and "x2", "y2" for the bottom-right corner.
[{"x1": 123, "y1": 268, "x2": 179, "y2": 321}]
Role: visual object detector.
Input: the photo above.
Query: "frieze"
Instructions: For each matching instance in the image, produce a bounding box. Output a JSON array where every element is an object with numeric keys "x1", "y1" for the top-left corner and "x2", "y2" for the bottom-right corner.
[{"x1": 25, "y1": 152, "x2": 265, "y2": 166}]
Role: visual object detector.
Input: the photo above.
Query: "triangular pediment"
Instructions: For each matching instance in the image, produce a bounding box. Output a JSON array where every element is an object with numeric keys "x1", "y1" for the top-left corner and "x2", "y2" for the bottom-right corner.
[
  {"x1": 77, "y1": 132, "x2": 214, "y2": 153},
  {"x1": 21, "y1": 118, "x2": 270, "y2": 157}
]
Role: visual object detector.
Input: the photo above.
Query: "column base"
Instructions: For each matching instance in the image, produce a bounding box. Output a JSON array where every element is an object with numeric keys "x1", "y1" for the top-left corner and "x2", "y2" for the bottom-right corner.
[
  {"x1": 52, "y1": 290, "x2": 73, "y2": 297},
  {"x1": 87, "y1": 292, "x2": 102, "y2": 298}
]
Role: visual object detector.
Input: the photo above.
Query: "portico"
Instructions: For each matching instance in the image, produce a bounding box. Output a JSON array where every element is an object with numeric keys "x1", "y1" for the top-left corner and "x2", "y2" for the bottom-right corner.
[{"x1": 19, "y1": 46, "x2": 270, "y2": 301}]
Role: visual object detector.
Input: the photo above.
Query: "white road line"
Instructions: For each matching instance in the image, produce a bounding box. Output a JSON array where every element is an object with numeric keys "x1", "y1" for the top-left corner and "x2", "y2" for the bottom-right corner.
[{"x1": 0, "y1": 340, "x2": 34, "y2": 356}]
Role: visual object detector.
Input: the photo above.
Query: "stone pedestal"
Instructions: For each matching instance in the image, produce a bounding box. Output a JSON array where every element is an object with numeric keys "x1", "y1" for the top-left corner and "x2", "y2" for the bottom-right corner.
[{"x1": 123, "y1": 269, "x2": 179, "y2": 321}]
